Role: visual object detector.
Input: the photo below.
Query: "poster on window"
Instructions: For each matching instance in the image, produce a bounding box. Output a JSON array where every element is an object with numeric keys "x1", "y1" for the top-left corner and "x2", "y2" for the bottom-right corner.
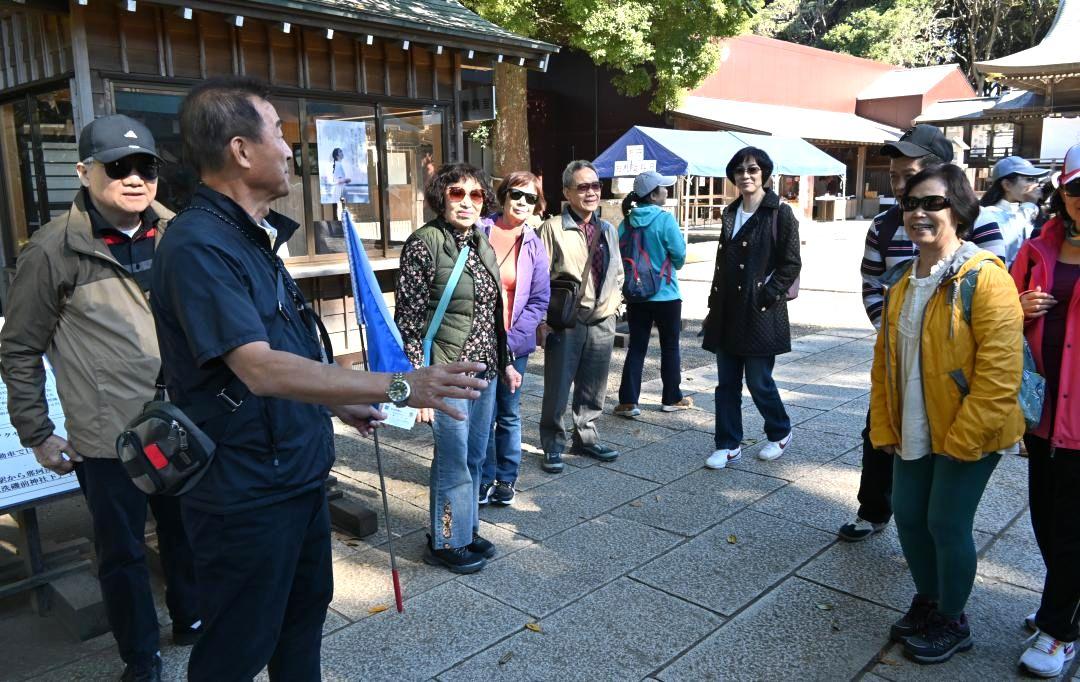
[
  {"x1": 316, "y1": 119, "x2": 369, "y2": 205},
  {"x1": 0, "y1": 332, "x2": 78, "y2": 511}
]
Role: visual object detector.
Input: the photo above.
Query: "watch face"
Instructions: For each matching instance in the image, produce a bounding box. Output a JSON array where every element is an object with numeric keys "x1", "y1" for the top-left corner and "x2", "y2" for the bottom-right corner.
[{"x1": 388, "y1": 377, "x2": 409, "y2": 403}]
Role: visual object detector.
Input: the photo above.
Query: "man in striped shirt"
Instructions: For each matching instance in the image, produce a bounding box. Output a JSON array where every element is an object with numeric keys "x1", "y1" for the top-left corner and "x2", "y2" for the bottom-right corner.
[{"x1": 840, "y1": 125, "x2": 1006, "y2": 542}]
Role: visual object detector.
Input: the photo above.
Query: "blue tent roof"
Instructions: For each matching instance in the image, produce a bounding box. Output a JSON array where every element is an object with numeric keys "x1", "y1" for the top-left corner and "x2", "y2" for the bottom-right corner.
[{"x1": 593, "y1": 126, "x2": 846, "y2": 178}]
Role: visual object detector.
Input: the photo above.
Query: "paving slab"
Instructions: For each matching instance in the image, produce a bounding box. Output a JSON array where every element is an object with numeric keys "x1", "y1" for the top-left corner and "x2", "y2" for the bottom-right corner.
[
  {"x1": 602, "y1": 429, "x2": 718, "y2": 484},
  {"x1": 979, "y1": 511, "x2": 1045, "y2": 593},
  {"x1": 731, "y1": 427, "x2": 862, "y2": 482},
  {"x1": 633, "y1": 510, "x2": 834, "y2": 615},
  {"x1": 797, "y1": 402, "x2": 870, "y2": 437},
  {"x1": 334, "y1": 435, "x2": 432, "y2": 508},
  {"x1": 736, "y1": 403, "x2": 826, "y2": 444},
  {"x1": 871, "y1": 578, "x2": 1043, "y2": 682},
  {"x1": 790, "y1": 333, "x2": 860, "y2": 355},
  {"x1": 439, "y1": 578, "x2": 723, "y2": 682},
  {"x1": 625, "y1": 403, "x2": 716, "y2": 433},
  {"x1": 657, "y1": 577, "x2": 895, "y2": 681},
  {"x1": 750, "y1": 461, "x2": 862, "y2": 534},
  {"x1": 973, "y1": 463, "x2": 1030, "y2": 536},
  {"x1": 461, "y1": 515, "x2": 679, "y2": 618},
  {"x1": 779, "y1": 381, "x2": 870, "y2": 411},
  {"x1": 333, "y1": 478, "x2": 431, "y2": 549},
  {"x1": 481, "y1": 465, "x2": 659, "y2": 540},
  {"x1": 321, "y1": 581, "x2": 526, "y2": 682},
  {"x1": 612, "y1": 468, "x2": 785, "y2": 536},
  {"x1": 0, "y1": 602, "x2": 117, "y2": 682}
]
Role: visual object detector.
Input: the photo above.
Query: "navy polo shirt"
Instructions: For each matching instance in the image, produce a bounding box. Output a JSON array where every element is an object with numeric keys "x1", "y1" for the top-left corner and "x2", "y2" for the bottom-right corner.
[{"x1": 150, "y1": 185, "x2": 334, "y2": 514}]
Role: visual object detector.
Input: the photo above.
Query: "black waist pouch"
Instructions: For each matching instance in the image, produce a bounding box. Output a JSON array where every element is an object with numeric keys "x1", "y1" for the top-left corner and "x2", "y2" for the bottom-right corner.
[{"x1": 116, "y1": 400, "x2": 218, "y2": 496}]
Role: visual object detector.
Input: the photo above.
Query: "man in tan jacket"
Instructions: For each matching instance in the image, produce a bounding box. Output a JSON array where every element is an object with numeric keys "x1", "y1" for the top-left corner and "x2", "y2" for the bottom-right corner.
[
  {"x1": 0, "y1": 115, "x2": 198, "y2": 682},
  {"x1": 537, "y1": 160, "x2": 624, "y2": 473}
]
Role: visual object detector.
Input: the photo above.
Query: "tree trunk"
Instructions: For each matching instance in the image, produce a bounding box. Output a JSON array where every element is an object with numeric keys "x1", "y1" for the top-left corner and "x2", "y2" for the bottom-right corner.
[{"x1": 491, "y1": 62, "x2": 531, "y2": 180}]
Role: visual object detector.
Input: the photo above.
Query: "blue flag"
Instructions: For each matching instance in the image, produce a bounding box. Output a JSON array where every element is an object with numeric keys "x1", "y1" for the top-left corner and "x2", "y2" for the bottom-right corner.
[{"x1": 342, "y1": 210, "x2": 414, "y2": 373}]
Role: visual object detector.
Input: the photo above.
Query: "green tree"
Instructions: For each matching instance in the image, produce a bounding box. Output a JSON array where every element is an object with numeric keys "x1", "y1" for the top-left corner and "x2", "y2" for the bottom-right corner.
[
  {"x1": 822, "y1": 0, "x2": 950, "y2": 67},
  {"x1": 462, "y1": 0, "x2": 754, "y2": 176}
]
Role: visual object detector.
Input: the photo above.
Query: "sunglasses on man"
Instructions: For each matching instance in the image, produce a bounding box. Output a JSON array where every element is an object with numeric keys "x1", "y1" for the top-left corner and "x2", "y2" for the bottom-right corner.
[
  {"x1": 901, "y1": 195, "x2": 952, "y2": 212},
  {"x1": 508, "y1": 188, "x2": 539, "y2": 205},
  {"x1": 447, "y1": 186, "x2": 485, "y2": 205},
  {"x1": 575, "y1": 181, "x2": 602, "y2": 194},
  {"x1": 102, "y1": 155, "x2": 160, "y2": 181}
]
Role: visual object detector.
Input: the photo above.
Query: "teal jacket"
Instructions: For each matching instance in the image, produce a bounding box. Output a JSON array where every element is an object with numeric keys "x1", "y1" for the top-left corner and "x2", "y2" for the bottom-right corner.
[{"x1": 617, "y1": 204, "x2": 686, "y2": 302}]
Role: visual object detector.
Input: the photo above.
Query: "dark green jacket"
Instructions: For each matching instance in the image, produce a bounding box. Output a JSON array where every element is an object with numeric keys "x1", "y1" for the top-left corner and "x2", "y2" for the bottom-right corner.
[{"x1": 410, "y1": 218, "x2": 511, "y2": 371}]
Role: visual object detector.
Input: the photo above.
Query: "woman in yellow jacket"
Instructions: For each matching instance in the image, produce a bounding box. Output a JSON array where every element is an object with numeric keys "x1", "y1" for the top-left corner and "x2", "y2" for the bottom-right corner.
[{"x1": 870, "y1": 164, "x2": 1025, "y2": 665}]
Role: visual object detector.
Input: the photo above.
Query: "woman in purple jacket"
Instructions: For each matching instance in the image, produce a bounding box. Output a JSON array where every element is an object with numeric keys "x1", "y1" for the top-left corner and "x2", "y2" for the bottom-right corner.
[{"x1": 479, "y1": 172, "x2": 551, "y2": 506}]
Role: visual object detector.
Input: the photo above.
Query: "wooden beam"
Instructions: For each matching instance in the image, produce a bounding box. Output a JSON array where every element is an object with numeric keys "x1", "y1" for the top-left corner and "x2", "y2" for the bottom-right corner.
[
  {"x1": 67, "y1": 0, "x2": 94, "y2": 134},
  {"x1": 117, "y1": 8, "x2": 129, "y2": 74},
  {"x1": 382, "y1": 40, "x2": 390, "y2": 96},
  {"x1": 154, "y1": 6, "x2": 166, "y2": 77},
  {"x1": 161, "y1": 9, "x2": 174, "y2": 77},
  {"x1": 405, "y1": 43, "x2": 415, "y2": 99},
  {"x1": 358, "y1": 40, "x2": 367, "y2": 93},
  {"x1": 265, "y1": 21, "x2": 274, "y2": 84},
  {"x1": 353, "y1": 39, "x2": 361, "y2": 93},
  {"x1": 12, "y1": 13, "x2": 27, "y2": 83},
  {"x1": 327, "y1": 34, "x2": 335, "y2": 90},
  {"x1": 195, "y1": 11, "x2": 206, "y2": 79}
]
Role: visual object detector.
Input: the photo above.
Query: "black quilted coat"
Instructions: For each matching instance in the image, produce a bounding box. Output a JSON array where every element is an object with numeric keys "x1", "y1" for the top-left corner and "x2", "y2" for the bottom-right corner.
[{"x1": 702, "y1": 190, "x2": 802, "y2": 357}]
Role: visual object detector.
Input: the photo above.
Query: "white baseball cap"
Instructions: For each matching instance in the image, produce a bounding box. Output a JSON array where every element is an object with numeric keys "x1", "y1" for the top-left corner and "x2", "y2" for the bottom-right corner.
[{"x1": 1061, "y1": 143, "x2": 1080, "y2": 186}]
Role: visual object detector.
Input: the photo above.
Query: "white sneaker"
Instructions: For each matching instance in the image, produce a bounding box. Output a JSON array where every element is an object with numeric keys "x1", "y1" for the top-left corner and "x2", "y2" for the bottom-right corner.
[
  {"x1": 758, "y1": 432, "x2": 792, "y2": 461},
  {"x1": 1019, "y1": 632, "x2": 1076, "y2": 678},
  {"x1": 705, "y1": 447, "x2": 742, "y2": 469}
]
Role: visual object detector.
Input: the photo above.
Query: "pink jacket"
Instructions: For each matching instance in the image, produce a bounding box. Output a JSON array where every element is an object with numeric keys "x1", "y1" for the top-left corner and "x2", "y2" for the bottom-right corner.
[{"x1": 1011, "y1": 216, "x2": 1080, "y2": 449}]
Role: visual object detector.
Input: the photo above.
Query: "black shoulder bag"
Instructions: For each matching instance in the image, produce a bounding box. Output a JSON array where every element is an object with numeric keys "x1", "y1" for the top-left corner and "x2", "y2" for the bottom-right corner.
[
  {"x1": 547, "y1": 225, "x2": 602, "y2": 329},
  {"x1": 116, "y1": 205, "x2": 333, "y2": 496}
]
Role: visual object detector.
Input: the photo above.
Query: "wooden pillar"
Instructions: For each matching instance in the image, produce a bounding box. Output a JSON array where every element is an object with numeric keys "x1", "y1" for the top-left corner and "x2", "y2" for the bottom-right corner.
[
  {"x1": 854, "y1": 145, "x2": 867, "y2": 218},
  {"x1": 68, "y1": 0, "x2": 95, "y2": 135}
]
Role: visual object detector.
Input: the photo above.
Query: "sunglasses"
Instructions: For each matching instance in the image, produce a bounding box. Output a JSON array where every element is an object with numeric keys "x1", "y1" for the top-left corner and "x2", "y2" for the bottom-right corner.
[
  {"x1": 103, "y1": 155, "x2": 160, "y2": 181},
  {"x1": 1063, "y1": 179, "x2": 1080, "y2": 198},
  {"x1": 508, "y1": 188, "x2": 539, "y2": 205},
  {"x1": 575, "y1": 181, "x2": 602, "y2": 194},
  {"x1": 901, "y1": 195, "x2": 952, "y2": 212},
  {"x1": 447, "y1": 186, "x2": 485, "y2": 205},
  {"x1": 734, "y1": 166, "x2": 761, "y2": 176}
]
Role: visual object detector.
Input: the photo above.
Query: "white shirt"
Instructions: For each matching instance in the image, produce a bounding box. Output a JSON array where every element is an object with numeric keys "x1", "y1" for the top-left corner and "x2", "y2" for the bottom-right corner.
[
  {"x1": 974, "y1": 199, "x2": 1038, "y2": 268},
  {"x1": 733, "y1": 206, "x2": 755, "y2": 237},
  {"x1": 259, "y1": 218, "x2": 290, "y2": 259}
]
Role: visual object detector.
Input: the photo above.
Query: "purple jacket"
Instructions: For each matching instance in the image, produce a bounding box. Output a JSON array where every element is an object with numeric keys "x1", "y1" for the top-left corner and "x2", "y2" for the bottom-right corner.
[{"x1": 482, "y1": 218, "x2": 551, "y2": 358}]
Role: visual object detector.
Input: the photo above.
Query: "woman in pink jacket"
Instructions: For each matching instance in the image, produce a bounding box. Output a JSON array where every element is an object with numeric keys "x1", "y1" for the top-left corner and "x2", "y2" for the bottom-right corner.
[{"x1": 1010, "y1": 143, "x2": 1080, "y2": 679}]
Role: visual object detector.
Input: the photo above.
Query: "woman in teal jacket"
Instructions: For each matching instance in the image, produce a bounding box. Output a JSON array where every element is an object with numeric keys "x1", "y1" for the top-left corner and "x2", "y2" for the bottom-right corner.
[{"x1": 614, "y1": 171, "x2": 691, "y2": 417}]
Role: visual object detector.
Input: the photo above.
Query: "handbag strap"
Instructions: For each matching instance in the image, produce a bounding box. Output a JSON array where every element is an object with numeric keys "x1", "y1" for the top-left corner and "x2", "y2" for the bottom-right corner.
[{"x1": 422, "y1": 244, "x2": 470, "y2": 367}]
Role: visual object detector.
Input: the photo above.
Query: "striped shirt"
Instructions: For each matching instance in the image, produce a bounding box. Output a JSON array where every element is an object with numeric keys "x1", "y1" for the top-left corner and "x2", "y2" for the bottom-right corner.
[{"x1": 860, "y1": 205, "x2": 1006, "y2": 329}]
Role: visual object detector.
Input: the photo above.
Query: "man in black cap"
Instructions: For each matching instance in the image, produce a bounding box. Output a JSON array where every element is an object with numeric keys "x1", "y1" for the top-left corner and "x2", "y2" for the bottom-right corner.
[
  {"x1": 0, "y1": 114, "x2": 199, "y2": 681},
  {"x1": 840, "y1": 124, "x2": 1005, "y2": 543}
]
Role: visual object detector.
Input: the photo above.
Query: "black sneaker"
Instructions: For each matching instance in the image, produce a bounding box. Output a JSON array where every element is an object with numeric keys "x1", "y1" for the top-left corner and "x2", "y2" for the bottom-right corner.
[
  {"x1": 542, "y1": 451, "x2": 564, "y2": 473},
  {"x1": 479, "y1": 482, "x2": 494, "y2": 505},
  {"x1": 572, "y1": 442, "x2": 619, "y2": 462},
  {"x1": 890, "y1": 595, "x2": 937, "y2": 642},
  {"x1": 121, "y1": 652, "x2": 162, "y2": 682},
  {"x1": 903, "y1": 612, "x2": 973, "y2": 664},
  {"x1": 171, "y1": 619, "x2": 203, "y2": 646},
  {"x1": 423, "y1": 541, "x2": 487, "y2": 574},
  {"x1": 468, "y1": 532, "x2": 496, "y2": 559},
  {"x1": 838, "y1": 516, "x2": 889, "y2": 542},
  {"x1": 491, "y1": 480, "x2": 517, "y2": 506}
]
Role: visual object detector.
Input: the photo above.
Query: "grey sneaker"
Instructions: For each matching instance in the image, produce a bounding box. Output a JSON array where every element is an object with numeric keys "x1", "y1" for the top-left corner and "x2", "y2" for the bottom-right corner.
[
  {"x1": 479, "y1": 482, "x2": 494, "y2": 505},
  {"x1": 837, "y1": 517, "x2": 888, "y2": 542},
  {"x1": 613, "y1": 403, "x2": 641, "y2": 418},
  {"x1": 542, "y1": 451, "x2": 564, "y2": 473}
]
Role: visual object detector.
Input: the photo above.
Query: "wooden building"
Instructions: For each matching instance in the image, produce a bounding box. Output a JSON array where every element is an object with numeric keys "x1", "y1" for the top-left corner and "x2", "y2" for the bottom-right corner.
[{"x1": 0, "y1": 0, "x2": 556, "y2": 355}]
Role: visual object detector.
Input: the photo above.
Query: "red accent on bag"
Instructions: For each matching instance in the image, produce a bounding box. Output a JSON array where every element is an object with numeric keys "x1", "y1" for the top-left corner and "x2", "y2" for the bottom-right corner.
[{"x1": 143, "y1": 443, "x2": 169, "y2": 470}]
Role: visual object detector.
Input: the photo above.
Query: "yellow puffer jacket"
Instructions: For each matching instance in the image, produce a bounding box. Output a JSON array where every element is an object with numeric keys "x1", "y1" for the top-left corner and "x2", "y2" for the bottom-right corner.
[{"x1": 869, "y1": 243, "x2": 1025, "y2": 462}]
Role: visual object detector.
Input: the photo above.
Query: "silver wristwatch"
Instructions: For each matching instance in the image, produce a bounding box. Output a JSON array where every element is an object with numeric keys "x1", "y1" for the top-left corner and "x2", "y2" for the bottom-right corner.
[{"x1": 386, "y1": 372, "x2": 411, "y2": 408}]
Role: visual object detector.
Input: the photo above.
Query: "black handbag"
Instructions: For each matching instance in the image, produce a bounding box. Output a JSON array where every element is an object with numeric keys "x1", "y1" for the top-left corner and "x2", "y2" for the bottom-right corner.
[{"x1": 547, "y1": 226, "x2": 602, "y2": 330}]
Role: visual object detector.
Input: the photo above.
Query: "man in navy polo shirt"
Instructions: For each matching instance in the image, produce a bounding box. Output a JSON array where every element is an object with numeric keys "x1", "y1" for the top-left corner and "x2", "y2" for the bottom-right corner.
[{"x1": 152, "y1": 76, "x2": 490, "y2": 680}]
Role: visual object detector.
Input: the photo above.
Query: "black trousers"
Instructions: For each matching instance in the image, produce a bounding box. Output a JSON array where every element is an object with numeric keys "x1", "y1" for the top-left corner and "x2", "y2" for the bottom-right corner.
[
  {"x1": 75, "y1": 457, "x2": 198, "y2": 665},
  {"x1": 182, "y1": 487, "x2": 333, "y2": 681},
  {"x1": 618, "y1": 299, "x2": 684, "y2": 406},
  {"x1": 1024, "y1": 435, "x2": 1080, "y2": 643},
  {"x1": 857, "y1": 408, "x2": 894, "y2": 525}
]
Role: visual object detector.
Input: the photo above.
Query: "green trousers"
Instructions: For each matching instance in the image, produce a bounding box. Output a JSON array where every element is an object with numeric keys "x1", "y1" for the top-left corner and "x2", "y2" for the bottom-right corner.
[{"x1": 892, "y1": 452, "x2": 1001, "y2": 617}]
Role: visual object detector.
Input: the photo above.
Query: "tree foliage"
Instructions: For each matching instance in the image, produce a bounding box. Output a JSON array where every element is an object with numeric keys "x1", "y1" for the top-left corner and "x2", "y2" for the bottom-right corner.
[{"x1": 462, "y1": 0, "x2": 754, "y2": 114}]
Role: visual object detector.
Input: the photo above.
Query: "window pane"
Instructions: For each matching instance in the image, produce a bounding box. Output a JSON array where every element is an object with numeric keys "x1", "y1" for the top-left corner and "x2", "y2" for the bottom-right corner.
[
  {"x1": 306, "y1": 101, "x2": 380, "y2": 256},
  {"x1": 36, "y1": 91, "x2": 78, "y2": 222},
  {"x1": 0, "y1": 98, "x2": 37, "y2": 252},
  {"x1": 113, "y1": 88, "x2": 197, "y2": 212},
  {"x1": 382, "y1": 106, "x2": 443, "y2": 252}
]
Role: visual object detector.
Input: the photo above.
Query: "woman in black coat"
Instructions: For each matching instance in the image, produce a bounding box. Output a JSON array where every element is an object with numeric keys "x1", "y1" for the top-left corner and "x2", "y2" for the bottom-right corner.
[{"x1": 702, "y1": 147, "x2": 802, "y2": 470}]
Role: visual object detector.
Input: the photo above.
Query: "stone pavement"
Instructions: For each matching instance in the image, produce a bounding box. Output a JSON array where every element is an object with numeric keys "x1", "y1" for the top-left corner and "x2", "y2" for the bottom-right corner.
[{"x1": 3, "y1": 221, "x2": 1078, "y2": 681}]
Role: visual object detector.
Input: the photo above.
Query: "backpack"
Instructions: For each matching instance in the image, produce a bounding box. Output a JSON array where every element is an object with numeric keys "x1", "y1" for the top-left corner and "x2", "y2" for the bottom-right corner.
[
  {"x1": 620, "y1": 221, "x2": 671, "y2": 302},
  {"x1": 958, "y1": 261, "x2": 1045, "y2": 429}
]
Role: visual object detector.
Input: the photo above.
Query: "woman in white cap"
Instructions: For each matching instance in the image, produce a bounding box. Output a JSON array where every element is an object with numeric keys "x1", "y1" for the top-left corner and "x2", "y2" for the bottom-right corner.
[
  {"x1": 975, "y1": 156, "x2": 1049, "y2": 268},
  {"x1": 1010, "y1": 142, "x2": 1080, "y2": 678},
  {"x1": 614, "y1": 170, "x2": 690, "y2": 417}
]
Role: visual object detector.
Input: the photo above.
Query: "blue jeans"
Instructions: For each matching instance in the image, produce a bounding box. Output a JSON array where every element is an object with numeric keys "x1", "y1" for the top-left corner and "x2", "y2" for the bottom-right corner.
[
  {"x1": 714, "y1": 349, "x2": 790, "y2": 449},
  {"x1": 431, "y1": 377, "x2": 497, "y2": 549},
  {"x1": 482, "y1": 355, "x2": 529, "y2": 485}
]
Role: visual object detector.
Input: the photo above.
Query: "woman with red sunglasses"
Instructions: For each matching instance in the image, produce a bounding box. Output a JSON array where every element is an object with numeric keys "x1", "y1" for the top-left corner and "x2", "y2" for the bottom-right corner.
[
  {"x1": 1009, "y1": 143, "x2": 1080, "y2": 678},
  {"x1": 394, "y1": 163, "x2": 522, "y2": 575}
]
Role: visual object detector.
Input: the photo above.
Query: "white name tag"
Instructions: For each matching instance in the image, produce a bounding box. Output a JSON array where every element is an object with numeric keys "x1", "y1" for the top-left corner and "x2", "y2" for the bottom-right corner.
[{"x1": 380, "y1": 403, "x2": 418, "y2": 430}]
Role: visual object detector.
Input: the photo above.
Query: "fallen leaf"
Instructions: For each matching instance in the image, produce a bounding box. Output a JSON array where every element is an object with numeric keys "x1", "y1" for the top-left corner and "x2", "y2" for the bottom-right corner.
[
  {"x1": 629, "y1": 500, "x2": 644, "y2": 508},
  {"x1": 368, "y1": 605, "x2": 390, "y2": 614},
  {"x1": 727, "y1": 534, "x2": 738, "y2": 544},
  {"x1": 498, "y1": 651, "x2": 514, "y2": 665},
  {"x1": 878, "y1": 656, "x2": 901, "y2": 666},
  {"x1": 815, "y1": 603, "x2": 833, "y2": 611},
  {"x1": 525, "y1": 622, "x2": 543, "y2": 633}
]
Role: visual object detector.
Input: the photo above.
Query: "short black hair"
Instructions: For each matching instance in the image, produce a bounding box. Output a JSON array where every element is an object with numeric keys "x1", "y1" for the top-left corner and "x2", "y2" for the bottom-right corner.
[
  {"x1": 179, "y1": 76, "x2": 271, "y2": 175},
  {"x1": 726, "y1": 147, "x2": 774, "y2": 184},
  {"x1": 903, "y1": 164, "x2": 980, "y2": 239},
  {"x1": 424, "y1": 162, "x2": 496, "y2": 217}
]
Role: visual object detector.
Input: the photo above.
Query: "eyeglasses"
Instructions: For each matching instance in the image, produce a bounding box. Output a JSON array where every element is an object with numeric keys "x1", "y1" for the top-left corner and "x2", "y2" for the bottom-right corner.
[
  {"x1": 901, "y1": 195, "x2": 952, "y2": 212},
  {"x1": 508, "y1": 188, "x2": 539, "y2": 205},
  {"x1": 734, "y1": 166, "x2": 761, "y2": 176},
  {"x1": 1063, "y1": 179, "x2": 1080, "y2": 198},
  {"x1": 574, "y1": 181, "x2": 602, "y2": 194},
  {"x1": 103, "y1": 156, "x2": 160, "y2": 181},
  {"x1": 447, "y1": 186, "x2": 485, "y2": 205}
]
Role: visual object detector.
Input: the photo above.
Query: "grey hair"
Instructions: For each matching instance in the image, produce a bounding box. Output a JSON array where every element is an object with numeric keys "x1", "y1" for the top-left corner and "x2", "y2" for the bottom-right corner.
[
  {"x1": 80, "y1": 157, "x2": 94, "y2": 166},
  {"x1": 562, "y1": 160, "x2": 597, "y2": 188}
]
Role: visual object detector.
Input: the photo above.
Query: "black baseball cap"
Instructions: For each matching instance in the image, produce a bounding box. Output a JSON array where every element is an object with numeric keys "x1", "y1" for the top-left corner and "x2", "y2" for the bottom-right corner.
[
  {"x1": 880, "y1": 124, "x2": 954, "y2": 163},
  {"x1": 78, "y1": 114, "x2": 161, "y2": 164}
]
